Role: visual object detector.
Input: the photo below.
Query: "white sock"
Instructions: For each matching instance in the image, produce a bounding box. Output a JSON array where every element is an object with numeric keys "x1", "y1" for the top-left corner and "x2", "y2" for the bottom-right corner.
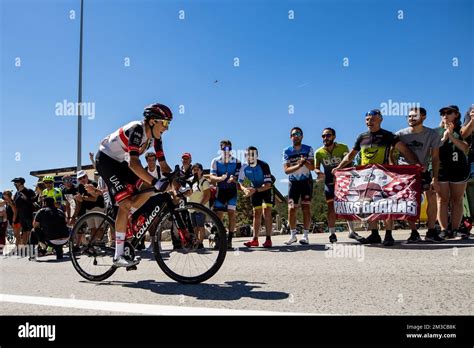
[
  {"x1": 290, "y1": 229, "x2": 297, "y2": 237},
  {"x1": 303, "y1": 229, "x2": 309, "y2": 238},
  {"x1": 329, "y1": 227, "x2": 336, "y2": 235},
  {"x1": 347, "y1": 221, "x2": 355, "y2": 233},
  {"x1": 115, "y1": 232, "x2": 125, "y2": 259}
]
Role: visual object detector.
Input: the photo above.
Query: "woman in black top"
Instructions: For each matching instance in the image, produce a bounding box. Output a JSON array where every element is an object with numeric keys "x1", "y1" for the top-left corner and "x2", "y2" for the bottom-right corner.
[
  {"x1": 2, "y1": 190, "x2": 21, "y2": 247},
  {"x1": 436, "y1": 106, "x2": 470, "y2": 239}
]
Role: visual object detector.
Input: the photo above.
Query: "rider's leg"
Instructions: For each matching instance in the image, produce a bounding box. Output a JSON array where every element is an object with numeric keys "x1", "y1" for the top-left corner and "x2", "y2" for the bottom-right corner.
[
  {"x1": 252, "y1": 207, "x2": 263, "y2": 240},
  {"x1": 115, "y1": 197, "x2": 132, "y2": 260}
]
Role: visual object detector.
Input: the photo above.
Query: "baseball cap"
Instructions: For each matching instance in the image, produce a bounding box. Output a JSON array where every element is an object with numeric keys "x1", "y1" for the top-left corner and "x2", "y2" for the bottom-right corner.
[
  {"x1": 182, "y1": 152, "x2": 192, "y2": 159},
  {"x1": 439, "y1": 105, "x2": 460, "y2": 114},
  {"x1": 76, "y1": 170, "x2": 87, "y2": 179},
  {"x1": 365, "y1": 109, "x2": 383, "y2": 118},
  {"x1": 11, "y1": 177, "x2": 25, "y2": 184}
]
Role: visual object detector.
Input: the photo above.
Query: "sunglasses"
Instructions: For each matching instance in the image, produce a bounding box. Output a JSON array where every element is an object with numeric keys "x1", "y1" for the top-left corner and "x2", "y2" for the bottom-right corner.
[
  {"x1": 291, "y1": 132, "x2": 302, "y2": 137},
  {"x1": 78, "y1": 177, "x2": 87, "y2": 181},
  {"x1": 44, "y1": 182, "x2": 53, "y2": 184},
  {"x1": 440, "y1": 111, "x2": 454, "y2": 116},
  {"x1": 161, "y1": 119, "x2": 170, "y2": 127},
  {"x1": 321, "y1": 134, "x2": 333, "y2": 138}
]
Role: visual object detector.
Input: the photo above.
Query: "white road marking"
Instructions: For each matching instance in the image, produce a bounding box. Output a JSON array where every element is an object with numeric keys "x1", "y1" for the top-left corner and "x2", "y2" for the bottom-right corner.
[{"x1": 0, "y1": 293, "x2": 312, "y2": 316}]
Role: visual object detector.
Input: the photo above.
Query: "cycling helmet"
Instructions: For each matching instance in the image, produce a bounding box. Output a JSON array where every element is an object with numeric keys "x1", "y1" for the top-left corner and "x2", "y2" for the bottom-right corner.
[
  {"x1": 143, "y1": 103, "x2": 173, "y2": 121},
  {"x1": 43, "y1": 175, "x2": 54, "y2": 183}
]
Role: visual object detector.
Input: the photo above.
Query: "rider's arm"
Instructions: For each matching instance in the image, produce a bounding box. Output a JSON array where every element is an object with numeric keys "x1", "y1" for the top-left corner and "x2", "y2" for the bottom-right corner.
[
  {"x1": 259, "y1": 161, "x2": 273, "y2": 192},
  {"x1": 154, "y1": 138, "x2": 171, "y2": 174}
]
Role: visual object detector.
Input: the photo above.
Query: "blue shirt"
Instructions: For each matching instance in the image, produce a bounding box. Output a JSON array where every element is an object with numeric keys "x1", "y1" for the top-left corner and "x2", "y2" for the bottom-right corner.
[
  {"x1": 238, "y1": 160, "x2": 273, "y2": 188},
  {"x1": 282, "y1": 144, "x2": 314, "y2": 181},
  {"x1": 210, "y1": 155, "x2": 242, "y2": 189}
]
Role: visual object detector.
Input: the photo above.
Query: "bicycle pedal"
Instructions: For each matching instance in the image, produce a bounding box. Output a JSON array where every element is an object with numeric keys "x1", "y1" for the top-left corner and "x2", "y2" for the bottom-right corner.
[{"x1": 126, "y1": 265, "x2": 137, "y2": 271}]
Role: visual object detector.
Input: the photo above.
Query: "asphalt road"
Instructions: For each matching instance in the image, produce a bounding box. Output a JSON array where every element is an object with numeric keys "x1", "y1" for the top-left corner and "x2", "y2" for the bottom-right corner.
[{"x1": 1, "y1": 230, "x2": 473, "y2": 315}]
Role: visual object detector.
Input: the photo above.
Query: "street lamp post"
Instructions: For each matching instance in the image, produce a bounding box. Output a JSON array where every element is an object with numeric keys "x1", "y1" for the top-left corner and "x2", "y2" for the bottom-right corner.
[{"x1": 77, "y1": 0, "x2": 84, "y2": 171}]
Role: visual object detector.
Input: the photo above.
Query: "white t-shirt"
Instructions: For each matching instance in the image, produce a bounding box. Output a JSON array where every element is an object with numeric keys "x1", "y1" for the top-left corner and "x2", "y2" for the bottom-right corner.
[{"x1": 189, "y1": 178, "x2": 210, "y2": 208}]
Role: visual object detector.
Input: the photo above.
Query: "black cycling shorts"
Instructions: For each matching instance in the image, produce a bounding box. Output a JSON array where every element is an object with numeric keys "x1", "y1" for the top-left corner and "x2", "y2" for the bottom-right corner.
[
  {"x1": 251, "y1": 189, "x2": 275, "y2": 209},
  {"x1": 95, "y1": 151, "x2": 140, "y2": 204},
  {"x1": 438, "y1": 165, "x2": 470, "y2": 183},
  {"x1": 288, "y1": 179, "x2": 313, "y2": 206}
]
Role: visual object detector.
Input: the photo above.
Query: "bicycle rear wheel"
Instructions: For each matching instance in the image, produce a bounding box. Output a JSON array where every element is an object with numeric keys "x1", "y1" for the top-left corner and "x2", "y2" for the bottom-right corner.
[
  {"x1": 153, "y1": 202, "x2": 227, "y2": 284},
  {"x1": 69, "y1": 212, "x2": 117, "y2": 281}
]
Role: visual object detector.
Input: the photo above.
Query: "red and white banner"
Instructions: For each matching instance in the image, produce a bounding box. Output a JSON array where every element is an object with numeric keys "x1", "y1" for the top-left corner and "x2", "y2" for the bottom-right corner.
[{"x1": 334, "y1": 164, "x2": 423, "y2": 222}]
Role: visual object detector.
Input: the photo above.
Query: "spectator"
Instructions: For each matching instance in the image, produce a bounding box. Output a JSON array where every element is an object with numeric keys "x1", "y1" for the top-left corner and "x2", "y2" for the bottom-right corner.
[
  {"x1": 460, "y1": 105, "x2": 474, "y2": 176},
  {"x1": 332, "y1": 109, "x2": 420, "y2": 246},
  {"x1": 395, "y1": 107, "x2": 444, "y2": 242},
  {"x1": 0, "y1": 195, "x2": 7, "y2": 247},
  {"x1": 188, "y1": 163, "x2": 211, "y2": 248},
  {"x1": 33, "y1": 181, "x2": 46, "y2": 211},
  {"x1": 61, "y1": 175, "x2": 78, "y2": 226},
  {"x1": 2, "y1": 190, "x2": 20, "y2": 247},
  {"x1": 239, "y1": 146, "x2": 275, "y2": 248},
  {"x1": 41, "y1": 176, "x2": 63, "y2": 208},
  {"x1": 180, "y1": 152, "x2": 193, "y2": 181},
  {"x1": 209, "y1": 140, "x2": 242, "y2": 249},
  {"x1": 12, "y1": 177, "x2": 35, "y2": 246},
  {"x1": 145, "y1": 152, "x2": 161, "y2": 180},
  {"x1": 283, "y1": 127, "x2": 315, "y2": 245},
  {"x1": 436, "y1": 105, "x2": 471, "y2": 239},
  {"x1": 314, "y1": 127, "x2": 362, "y2": 243},
  {"x1": 72, "y1": 170, "x2": 105, "y2": 242},
  {"x1": 32, "y1": 196, "x2": 70, "y2": 260}
]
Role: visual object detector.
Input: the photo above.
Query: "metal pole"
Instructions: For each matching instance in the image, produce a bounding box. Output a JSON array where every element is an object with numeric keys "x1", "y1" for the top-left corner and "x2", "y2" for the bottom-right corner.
[{"x1": 77, "y1": 0, "x2": 84, "y2": 171}]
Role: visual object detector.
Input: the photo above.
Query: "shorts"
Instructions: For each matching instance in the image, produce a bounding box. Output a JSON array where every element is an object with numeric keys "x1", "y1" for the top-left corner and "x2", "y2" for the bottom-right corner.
[
  {"x1": 214, "y1": 186, "x2": 237, "y2": 211},
  {"x1": 85, "y1": 207, "x2": 105, "y2": 229},
  {"x1": 421, "y1": 171, "x2": 432, "y2": 191},
  {"x1": 19, "y1": 218, "x2": 33, "y2": 233},
  {"x1": 288, "y1": 179, "x2": 313, "y2": 206},
  {"x1": 324, "y1": 182, "x2": 335, "y2": 202},
  {"x1": 251, "y1": 189, "x2": 274, "y2": 209},
  {"x1": 438, "y1": 165, "x2": 470, "y2": 184},
  {"x1": 95, "y1": 151, "x2": 140, "y2": 204},
  {"x1": 191, "y1": 212, "x2": 206, "y2": 227}
]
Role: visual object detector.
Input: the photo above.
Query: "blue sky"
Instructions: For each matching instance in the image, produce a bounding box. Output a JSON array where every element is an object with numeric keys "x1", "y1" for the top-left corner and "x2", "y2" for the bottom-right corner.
[{"x1": 1, "y1": 0, "x2": 473, "y2": 194}]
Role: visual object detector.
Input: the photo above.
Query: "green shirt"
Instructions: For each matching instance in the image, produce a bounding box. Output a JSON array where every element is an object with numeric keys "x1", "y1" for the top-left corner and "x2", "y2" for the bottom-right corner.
[
  {"x1": 315, "y1": 143, "x2": 350, "y2": 175},
  {"x1": 42, "y1": 188, "x2": 63, "y2": 205}
]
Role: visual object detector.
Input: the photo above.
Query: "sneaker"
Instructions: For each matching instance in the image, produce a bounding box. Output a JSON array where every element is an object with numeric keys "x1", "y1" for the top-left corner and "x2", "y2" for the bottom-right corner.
[
  {"x1": 459, "y1": 231, "x2": 471, "y2": 240},
  {"x1": 197, "y1": 243, "x2": 204, "y2": 250},
  {"x1": 348, "y1": 232, "x2": 363, "y2": 241},
  {"x1": 383, "y1": 235, "x2": 395, "y2": 246},
  {"x1": 439, "y1": 230, "x2": 449, "y2": 239},
  {"x1": 406, "y1": 231, "x2": 421, "y2": 243},
  {"x1": 425, "y1": 230, "x2": 445, "y2": 243},
  {"x1": 360, "y1": 233, "x2": 382, "y2": 244},
  {"x1": 262, "y1": 239, "x2": 272, "y2": 248},
  {"x1": 284, "y1": 234, "x2": 297, "y2": 245},
  {"x1": 113, "y1": 256, "x2": 140, "y2": 268},
  {"x1": 299, "y1": 235, "x2": 309, "y2": 245},
  {"x1": 329, "y1": 234, "x2": 337, "y2": 243},
  {"x1": 445, "y1": 230, "x2": 455, "y2": 239},
  {"x1": 244, "y1": 239, "x2": 259, "y2": 248}
]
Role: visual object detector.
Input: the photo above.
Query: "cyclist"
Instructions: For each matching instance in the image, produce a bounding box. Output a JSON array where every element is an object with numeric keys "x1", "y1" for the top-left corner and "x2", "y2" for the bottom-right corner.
[
  {"x1": 283, "y1": 127, "x2": 315, "y2": 245},
  {"x1": 209, "y1": 140, "x2": 241, "y2": 249},
  {"x1": 41, "y1": 176, "x2": 63, "y2": 208},
  {"x1": 239, "y1": 146, "x2": 275, "y2": 248},
  {"x1": 95, "y1": 103, "x2": 173, "y2": 267},
  {"x1": 314, "y1": 128, "x2": 362, "y2": 243}
]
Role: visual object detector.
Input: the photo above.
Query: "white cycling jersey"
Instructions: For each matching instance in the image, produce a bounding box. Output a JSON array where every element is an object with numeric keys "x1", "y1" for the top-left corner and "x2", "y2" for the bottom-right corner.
[{"x1": 99, "y1": 120, "x2": 165, "y2": 163}]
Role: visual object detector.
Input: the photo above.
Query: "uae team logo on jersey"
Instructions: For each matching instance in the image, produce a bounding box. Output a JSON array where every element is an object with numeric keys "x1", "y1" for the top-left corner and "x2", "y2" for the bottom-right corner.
[{"x1": 334, "y1": 164, "x2": 422, "y2": 222}]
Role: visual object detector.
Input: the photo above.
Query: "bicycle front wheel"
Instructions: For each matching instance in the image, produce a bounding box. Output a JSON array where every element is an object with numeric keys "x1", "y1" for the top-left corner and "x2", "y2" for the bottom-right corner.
[
  {"x1": 69, "y1": 212, "x2": 117, "y2": 281},
  {"x1": 153, "y1": 202, "x2": 227, "y2": 284}
]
